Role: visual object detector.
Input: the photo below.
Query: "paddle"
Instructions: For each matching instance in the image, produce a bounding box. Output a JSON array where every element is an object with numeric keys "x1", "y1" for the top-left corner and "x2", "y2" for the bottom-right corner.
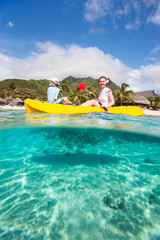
[{"x1": 78, "y1": 83, "x2": 109, "y2": 112}]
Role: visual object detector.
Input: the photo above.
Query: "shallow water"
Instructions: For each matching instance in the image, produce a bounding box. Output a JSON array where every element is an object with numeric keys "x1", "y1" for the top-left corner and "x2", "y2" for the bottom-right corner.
[{"x1": 0, "y1": 110, "x2": 160, "y2": 240}]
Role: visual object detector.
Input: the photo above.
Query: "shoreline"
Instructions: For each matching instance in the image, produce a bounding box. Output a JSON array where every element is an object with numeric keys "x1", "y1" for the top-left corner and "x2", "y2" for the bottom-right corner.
[
  {"x1": 142, "y1": 109, "x2": 160, "y2": 116},
  {"x1": 0, "y1": 105, "x2": 26, "y2": 110},
  {"x1": 0, "y1": 105, "x2": 160, "y2": 116}
]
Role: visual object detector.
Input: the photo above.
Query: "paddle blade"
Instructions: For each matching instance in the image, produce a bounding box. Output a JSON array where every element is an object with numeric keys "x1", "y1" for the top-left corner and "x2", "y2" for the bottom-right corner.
[{"x1": 78, "y1": 83, "x2": 86, "y2": 90}]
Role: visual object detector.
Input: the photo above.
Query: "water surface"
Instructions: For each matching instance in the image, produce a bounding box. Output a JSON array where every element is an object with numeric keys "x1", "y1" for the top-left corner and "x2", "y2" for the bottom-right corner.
[{"x1": 0, "y1": 110, "x2": 160, "y2": 240}]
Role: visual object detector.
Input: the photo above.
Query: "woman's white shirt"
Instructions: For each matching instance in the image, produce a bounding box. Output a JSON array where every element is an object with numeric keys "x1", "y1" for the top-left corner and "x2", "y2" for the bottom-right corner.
[{"x1": 98, "y1": 87, "x2": 111, "y2": 105}]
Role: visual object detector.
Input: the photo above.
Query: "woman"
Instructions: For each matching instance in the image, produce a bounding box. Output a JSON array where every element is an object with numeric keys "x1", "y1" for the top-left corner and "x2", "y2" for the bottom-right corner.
[{"x1": 81, "y1": 76, "x2": 115, "y2": 108}]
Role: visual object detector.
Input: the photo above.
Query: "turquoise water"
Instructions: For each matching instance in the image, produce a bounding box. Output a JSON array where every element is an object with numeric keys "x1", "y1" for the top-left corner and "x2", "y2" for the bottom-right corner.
[{"x1": 0, "y1": 110, "x2": 160, "y2": 240}]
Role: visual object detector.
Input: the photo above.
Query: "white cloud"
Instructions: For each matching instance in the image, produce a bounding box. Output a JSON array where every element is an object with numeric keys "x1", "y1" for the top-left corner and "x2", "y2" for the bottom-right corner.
[
  {"x1": 114, "y1": 4, "x2": 130, "y2": 19},
  {"x1": 146, "y1": 44, "x2": 160, "y2": 63},
  {"x1": 143, "y1": 0, "x2": 158, "y2": 8},
  {"x1": 0, "y1": 53, "x2": 13, "y2": 79},
  {"x1": 125, "y1": 18, "x2": 141, "y2": 30},
  {"x1": 148, "y1": 57, "x2": 157, "y2": 62},
  {"x1": 84, "y1": 0, "x2": 112, "y2": 22},
  {"x1": 140, "y1": 64, "x2": 160, "y2": 90},
  {"x1": 0, "y1": 42, "x2": 159, "y2": 92},
  {"x1": 150, "y1": 44, "x2": 160, "y2": 54},
  {"x1": 147, "y1": 3, "x2": 160, "y2": 25},
  {"x1": 89, "y1": 27, "x2": 106, "y2": 34},
  {"x1": 84, "y1": 0, "x2": 160, "y2": 28},
  {"x1": 7, "y1": 21, "x2": 14, "y2": 27}
]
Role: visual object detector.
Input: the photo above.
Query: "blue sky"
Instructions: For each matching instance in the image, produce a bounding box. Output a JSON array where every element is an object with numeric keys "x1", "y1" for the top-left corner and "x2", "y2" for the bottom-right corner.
[{"x1": 0, "y1": 0, "x2": 160, "y2": 91}]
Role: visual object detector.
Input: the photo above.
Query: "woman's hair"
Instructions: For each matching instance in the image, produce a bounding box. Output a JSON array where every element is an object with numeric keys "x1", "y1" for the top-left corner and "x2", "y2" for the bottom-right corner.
[{"x1": 98, "y1": 76, "x2": 110, "y2": 83}]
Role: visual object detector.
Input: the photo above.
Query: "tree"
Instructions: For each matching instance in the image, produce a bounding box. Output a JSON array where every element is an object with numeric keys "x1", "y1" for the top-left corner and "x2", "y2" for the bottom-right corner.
[
  {"x1": 60, "y1": 79, "x2": 70, "y2": 92},
  {"x1": 68, "y1": 83, "x2": 95, "y2": 105},
  {"x1": 146, "y1": 96, "x2": 154, "y2": 105},
  {"x1": 9, "y1": 81, "x2": 16, "y2": 91},
  {"x1": 154, "y1": 96, "x2": 160, "y2": 107},
  {"x1": 68, "y1": 86, "x2": 84, "y2": 105},
  {"x1": 114, "y1": 83, "x2": 134, "y2": 106},
  {"x1": 147, "y1": 96, "x2": 160, "y2": 109}
]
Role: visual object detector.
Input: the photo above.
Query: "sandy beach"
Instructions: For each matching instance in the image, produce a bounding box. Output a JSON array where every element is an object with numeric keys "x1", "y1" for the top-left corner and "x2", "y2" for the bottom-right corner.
[
  {"x1": 0, "y1": 105, "x2": 26, "y2": 110},
  {"x1": 0, "y1": 105, "x2": 160, "y2": 116},
  {"x1": 142, "y1": 109, "x2": 160, "y2": 116}
]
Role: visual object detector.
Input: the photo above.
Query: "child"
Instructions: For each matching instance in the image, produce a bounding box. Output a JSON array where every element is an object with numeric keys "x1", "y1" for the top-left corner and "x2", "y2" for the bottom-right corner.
[{"x1": 47, "y1": 77, "x2": 68, "y2": 105}]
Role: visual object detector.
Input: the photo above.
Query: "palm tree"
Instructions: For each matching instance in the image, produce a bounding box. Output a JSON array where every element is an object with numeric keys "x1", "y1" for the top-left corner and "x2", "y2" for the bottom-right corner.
[
  {"x1": 146, "y1": 96, "x2": 160, "y2": 109},
  {"x1": 68, "y1": 86, "x2": 84, "y2": 105},
  {"x1": 60, "y1": 79, "x2": 70, "y2": 92},
  {"x1": 154, "y1": 96, "x2": 160, "y2": 107},
  {"x1": 68, "y1": 83, "x2": 95, "y2": 105},
  {"x1": 114, "y1": 83, "x2": 134, "y2": 106}
]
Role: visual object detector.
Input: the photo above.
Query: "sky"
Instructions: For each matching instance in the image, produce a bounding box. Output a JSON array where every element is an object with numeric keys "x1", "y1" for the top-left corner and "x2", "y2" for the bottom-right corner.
[{"x1": 0, "y1": 0, "x2": 160, "y2": 92}]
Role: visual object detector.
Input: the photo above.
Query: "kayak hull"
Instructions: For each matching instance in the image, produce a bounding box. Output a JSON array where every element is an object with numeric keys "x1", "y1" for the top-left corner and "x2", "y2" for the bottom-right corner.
[{"x1": 25, "y1": 99, "x2": 144, "y2": 116}]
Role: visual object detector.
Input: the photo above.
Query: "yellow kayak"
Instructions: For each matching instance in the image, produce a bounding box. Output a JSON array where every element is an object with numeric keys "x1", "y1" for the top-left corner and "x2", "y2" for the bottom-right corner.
[{"x1": 25, "y1": 98, "x2": 144, "y2": 116}]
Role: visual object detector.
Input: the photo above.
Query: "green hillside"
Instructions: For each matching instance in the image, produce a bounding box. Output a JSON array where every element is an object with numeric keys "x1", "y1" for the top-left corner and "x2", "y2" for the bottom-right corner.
[
  {"x1": 0, "y1": 76, "x2": 120, "y2": 103},
  {"x1": 0, "y1": 79, "x2": 49, "y2": 100}
]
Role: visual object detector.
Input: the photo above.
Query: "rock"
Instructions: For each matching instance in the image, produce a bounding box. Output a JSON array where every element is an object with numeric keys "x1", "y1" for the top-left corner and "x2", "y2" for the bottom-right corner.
[{"x1": 103, "y1": 193, "x2": 125, "y2": 210}]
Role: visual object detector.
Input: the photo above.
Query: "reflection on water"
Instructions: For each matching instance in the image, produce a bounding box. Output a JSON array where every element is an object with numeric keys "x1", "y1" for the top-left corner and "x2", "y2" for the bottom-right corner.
[
  {"x1": 25, "y1": 111, "x2": 160, "y2": 136},
  {"x1": 0, "y1": 110, "x2": 160, "y2": 136}
]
